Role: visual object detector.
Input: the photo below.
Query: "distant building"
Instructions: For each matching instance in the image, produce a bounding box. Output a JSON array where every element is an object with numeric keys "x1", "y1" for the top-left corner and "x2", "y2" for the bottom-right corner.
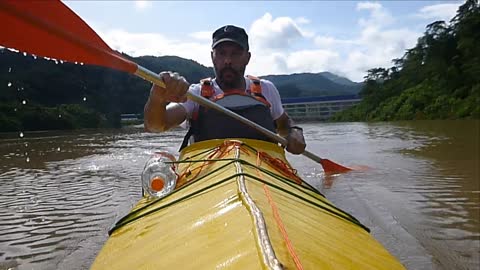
[
  {"x1": 120, "y1": 113, "x2": 142, "y2": 124},
  {"x1": 282, "y1": 95, "x2": 362, "y2": 121}
]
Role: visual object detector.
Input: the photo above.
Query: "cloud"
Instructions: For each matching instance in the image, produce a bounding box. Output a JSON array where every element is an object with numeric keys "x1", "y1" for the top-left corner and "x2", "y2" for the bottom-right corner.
[
  {"x1": 86, "y1": 3, "x2": 429, "y2": 82},
  {"x1": 344, "y1": 27, "x2": 419, "y2": 80},
  {"x1": 357, "y1": 2, "x2": 382, "y2": 11},
  {"x1": 416, "y1": 3, "x2": 460, "y2": 22},
  {"x1": 288, "y1": 50, "x2": 340, "y2": 72},
  {"x1": 250, "y1": 13, "x2": 307, "y2": 50},
  {"x1": 357, "y1": 1, "x2": 395, "y2": 27},
  {"x1": 134, "y1": 1, "x2": 152, "y2": 11},
  {"x1": 296, "y1": 17, "x2": 310, "y2": 25},
  {"x1": 247, "y1": 3, "x2": 411, "y2": 81},
  {"x1": 314, "y1": 36, "x2": 354, "y2": 48},
  {"x1": 249, "y1": 2, "x2": 417, "y2": 81},
  {"x1": 302, "y1": 2, "x2": 420, "y2": 81},
  {"x1": 306, "y1": 26, "x2": 418, "y2": 81},
  {"x1": 314, "y1": 36, "x2": 337, "y2": 48},
  {"x1": 247, "y1": 49, "x2": 340, "y2": 76},
  {"x1": 246, "y1": 53, "x2": 289, "y2": 75},
  {"x1": 97, "y1": 28, "x2": 212, "y2": 68},
  {"x1": 189, "y1": 31, "x2": 211, "y2": 41}
]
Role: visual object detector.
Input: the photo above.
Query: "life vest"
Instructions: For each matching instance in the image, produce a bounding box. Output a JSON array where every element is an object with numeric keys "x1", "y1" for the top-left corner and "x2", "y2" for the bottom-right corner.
[{"x1": 179, "y1": 76, "x2": 276, "y2": 150}]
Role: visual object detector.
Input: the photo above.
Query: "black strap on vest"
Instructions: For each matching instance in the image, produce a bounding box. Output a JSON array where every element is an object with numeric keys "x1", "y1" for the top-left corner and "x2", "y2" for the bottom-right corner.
[{"x1": 179, "y1": 97, "x2": 276, "y2": 151}]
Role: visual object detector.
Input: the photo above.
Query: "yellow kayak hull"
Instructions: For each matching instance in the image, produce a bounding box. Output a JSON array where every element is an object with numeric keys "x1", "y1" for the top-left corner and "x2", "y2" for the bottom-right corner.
[{"x1": 91, "y1": 139, "x2": 405, "y2": 269}]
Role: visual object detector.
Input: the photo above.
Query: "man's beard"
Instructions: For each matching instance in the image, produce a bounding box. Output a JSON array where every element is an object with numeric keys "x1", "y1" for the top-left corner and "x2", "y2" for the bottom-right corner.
[{"x1": 215, "y1": 66, "x2": 244, "y2": 89}]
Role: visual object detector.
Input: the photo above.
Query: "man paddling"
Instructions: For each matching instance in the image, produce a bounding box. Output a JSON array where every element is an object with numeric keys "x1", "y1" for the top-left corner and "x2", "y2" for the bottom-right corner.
[{"x1": 144, "y1": 25, "x2": 306, "y2": 154}]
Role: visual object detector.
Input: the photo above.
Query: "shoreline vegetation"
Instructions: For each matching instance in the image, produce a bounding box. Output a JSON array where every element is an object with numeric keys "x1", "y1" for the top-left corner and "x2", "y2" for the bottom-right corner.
[
  {"x1": 0, "y1": 103, "x2": 120, "y2": 132},
  {"x1": 1, "y1": 1, "x2": 478, "y2": 133}
]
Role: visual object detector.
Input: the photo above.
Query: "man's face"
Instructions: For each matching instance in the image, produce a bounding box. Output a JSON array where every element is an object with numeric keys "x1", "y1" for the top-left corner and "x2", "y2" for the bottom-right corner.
[{"x1": 211, "y1": 42, "x2": 251, "y2": 88}]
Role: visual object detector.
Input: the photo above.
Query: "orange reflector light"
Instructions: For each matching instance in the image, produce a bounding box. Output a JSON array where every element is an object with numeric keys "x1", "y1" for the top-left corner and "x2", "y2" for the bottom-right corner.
[{"x1": 151, "y1": 177, "x2": 165, "y2": 191}]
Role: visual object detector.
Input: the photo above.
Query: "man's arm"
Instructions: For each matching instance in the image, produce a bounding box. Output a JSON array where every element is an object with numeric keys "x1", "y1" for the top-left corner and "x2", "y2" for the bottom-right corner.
[
  {"x1": 275, "y1": 112, "x2": 306, "y2": 154},
  {"x1": 261, "y1": 79, "x2": 306, "y2": 154},
  {"x1": 144, "y1": 72, "x2": 190, "y2": 132}
]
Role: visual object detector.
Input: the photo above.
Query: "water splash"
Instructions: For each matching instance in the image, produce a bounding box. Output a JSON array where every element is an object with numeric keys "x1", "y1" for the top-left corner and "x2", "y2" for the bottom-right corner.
[{"x1": 7, "y1": 48, "x2": 19, "y2": 53}]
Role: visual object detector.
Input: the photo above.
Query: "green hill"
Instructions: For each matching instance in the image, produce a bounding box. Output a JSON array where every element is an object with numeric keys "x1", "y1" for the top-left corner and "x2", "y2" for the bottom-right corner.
[
  {"x1": 0, "y1": 48, "x2": 360, "y2": 132},
  {"x1": 318, "y1": 72, "x2": 360, "y2": 86},
  {"x1": 261, "y1": 72, "x2": 362, "y2": 98}
]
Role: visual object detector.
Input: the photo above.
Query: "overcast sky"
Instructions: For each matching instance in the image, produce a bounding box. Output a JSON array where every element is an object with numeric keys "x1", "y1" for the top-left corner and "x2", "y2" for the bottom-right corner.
[{"x1": 65, "y1": 1, "x2": 463, "y2": 82}]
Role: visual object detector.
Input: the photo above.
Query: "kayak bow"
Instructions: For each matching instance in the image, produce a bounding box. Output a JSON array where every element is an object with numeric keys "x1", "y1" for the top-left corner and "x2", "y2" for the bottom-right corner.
[{"x1": 91, "y1": 139, "x2": 404, "y2": 270}]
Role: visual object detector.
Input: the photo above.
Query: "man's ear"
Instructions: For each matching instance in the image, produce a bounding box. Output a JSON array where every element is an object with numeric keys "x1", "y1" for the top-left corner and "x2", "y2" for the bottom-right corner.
[
  {"x1": 211, "y1": 50, "x2": 214, "y2": 62},
  {"x1": 246, "y1": 51, "x2": 251, "y2": 65}
]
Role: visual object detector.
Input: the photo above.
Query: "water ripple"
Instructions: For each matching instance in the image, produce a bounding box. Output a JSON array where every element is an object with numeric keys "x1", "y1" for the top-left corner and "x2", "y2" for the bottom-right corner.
[{"x1": 1, "y1": 123, "x2": 479, "y2": 270}]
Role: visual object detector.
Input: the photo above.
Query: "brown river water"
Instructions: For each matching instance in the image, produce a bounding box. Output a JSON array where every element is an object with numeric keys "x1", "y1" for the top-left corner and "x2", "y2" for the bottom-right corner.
[{"x1": 0, "y1": 120, "x2": 478, "y2": 270}]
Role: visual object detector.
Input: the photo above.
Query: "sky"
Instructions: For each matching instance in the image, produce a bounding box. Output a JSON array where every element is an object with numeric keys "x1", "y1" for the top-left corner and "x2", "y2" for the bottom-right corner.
[{"x1": 64, "y1": 1, "x2": 464, "y2": 82}]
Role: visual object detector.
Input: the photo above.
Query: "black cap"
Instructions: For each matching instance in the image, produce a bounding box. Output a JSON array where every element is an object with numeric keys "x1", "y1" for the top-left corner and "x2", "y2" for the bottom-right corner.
[{"x1": 212, "y1": 25, "x2": 249, "y2": 51}]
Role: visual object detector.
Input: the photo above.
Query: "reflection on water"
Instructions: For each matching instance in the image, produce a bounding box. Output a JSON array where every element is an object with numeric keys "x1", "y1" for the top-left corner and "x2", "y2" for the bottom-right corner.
[
  {"x1": 0, "y1": 129, "x2": 183, "y2": 270},
  {"x1": 291, "y1": 120, "x2": 479, "y2": 270},
  {"x1": 0, "y1": 121, "x2": 479, "y2": 270}
]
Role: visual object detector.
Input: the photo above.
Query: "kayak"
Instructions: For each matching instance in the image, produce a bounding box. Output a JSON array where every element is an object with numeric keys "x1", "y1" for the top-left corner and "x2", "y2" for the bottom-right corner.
[{"x1": 90, "y1": 139, "x2": 405, "y2": 270}]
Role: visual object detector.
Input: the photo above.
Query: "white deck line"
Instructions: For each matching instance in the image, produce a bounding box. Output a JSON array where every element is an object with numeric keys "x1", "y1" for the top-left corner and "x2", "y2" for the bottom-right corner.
[{"x1": 234, "y1": 144, "x2": 283, "y2": 270}]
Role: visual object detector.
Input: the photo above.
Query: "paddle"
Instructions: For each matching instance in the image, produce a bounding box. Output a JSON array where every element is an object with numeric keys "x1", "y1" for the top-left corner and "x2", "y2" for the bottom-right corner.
[{"x1": 0, "y1": 0, "x2": 352, "y2": 174}]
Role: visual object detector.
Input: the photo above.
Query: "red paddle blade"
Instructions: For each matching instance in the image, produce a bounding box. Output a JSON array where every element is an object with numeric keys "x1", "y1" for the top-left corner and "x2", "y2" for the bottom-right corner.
[
  {"x1": 319, "y1": 159, "x2": 353, "y2": 174},
  {"x1": 0, "y1": 0, "x2": 136, "y2": 73}
]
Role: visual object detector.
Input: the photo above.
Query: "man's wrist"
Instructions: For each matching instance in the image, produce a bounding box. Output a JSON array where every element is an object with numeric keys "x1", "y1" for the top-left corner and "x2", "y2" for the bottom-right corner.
[
  {"x1": 149, "y1": 91, "x2": 169, "y2": 107},
  {"x1": 288, "y1": 126, "x2": 303, "y2": 132}
]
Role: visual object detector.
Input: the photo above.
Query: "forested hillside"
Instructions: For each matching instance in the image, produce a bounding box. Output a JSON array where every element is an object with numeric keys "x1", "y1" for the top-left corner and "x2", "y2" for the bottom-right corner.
[
  {"x1": 262, "y1": 73, "x2": 362, "y2": 97},
  {"x1": 334, "y1": 0, "x2": 479, "y2": 121},
  {"x1": 0, "y1": 52, "x2": 214, "y2": 131},
  {"x1": 0, "y1": 49, "x2": 358, "y2": 132}
]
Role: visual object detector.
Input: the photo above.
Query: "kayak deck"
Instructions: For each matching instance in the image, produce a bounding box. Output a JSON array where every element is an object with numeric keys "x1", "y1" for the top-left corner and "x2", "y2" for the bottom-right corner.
[{"x1": 91, "y1": 139, "x2": 405, "y2": 269}]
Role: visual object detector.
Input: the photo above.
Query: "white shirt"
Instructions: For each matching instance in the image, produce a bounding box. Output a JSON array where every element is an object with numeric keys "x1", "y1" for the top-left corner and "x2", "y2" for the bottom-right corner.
[{"x1": 180, "y1": 77, "x2": 285, "y2": 121}]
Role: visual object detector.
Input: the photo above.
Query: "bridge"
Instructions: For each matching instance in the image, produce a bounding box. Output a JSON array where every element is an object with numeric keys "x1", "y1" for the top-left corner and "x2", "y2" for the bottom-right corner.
[
  {"x1": 120, "y1": 94, "x2": 361, "y2": 124},
  {"x1": 281, "y1": 94, "x2": 362, "y2": 121},
  {"x1": 120, "y1": 113, "x2": 142, "y2": 124}
]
